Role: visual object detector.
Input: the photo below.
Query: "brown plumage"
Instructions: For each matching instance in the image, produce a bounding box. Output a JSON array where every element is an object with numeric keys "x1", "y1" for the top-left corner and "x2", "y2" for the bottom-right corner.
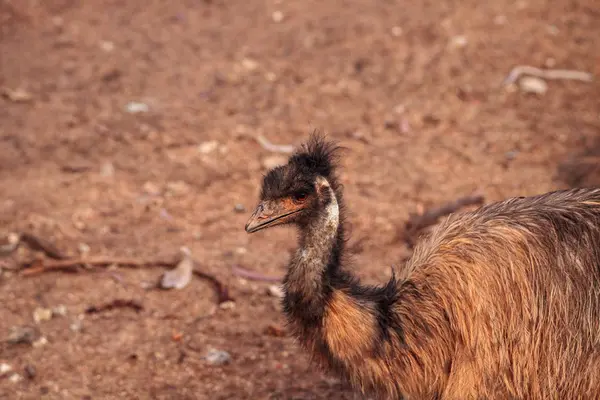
[{"x1": 245, "y1": 133, "x2": 600, "y2": 399}]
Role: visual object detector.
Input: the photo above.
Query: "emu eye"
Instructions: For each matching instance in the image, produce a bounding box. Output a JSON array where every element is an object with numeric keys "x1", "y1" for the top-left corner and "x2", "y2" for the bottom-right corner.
[{"x1": 292, "y1": 191, "x2": 308, "y2": 203}]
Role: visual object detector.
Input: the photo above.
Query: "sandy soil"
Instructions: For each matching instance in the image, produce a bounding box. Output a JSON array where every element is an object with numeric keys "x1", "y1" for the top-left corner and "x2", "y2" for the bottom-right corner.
[{"x1": 1, "y1": 0, "x2": 599, "y2": 398}]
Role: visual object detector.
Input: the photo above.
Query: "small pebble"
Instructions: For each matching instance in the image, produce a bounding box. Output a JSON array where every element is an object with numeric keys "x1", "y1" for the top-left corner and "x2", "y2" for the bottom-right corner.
[
  {"x1": 143, "y1": 181, "x2": 161, "y2": 195},
  {"x1": 1, "y1": 87, "x2": 32, "y2": 103},
  {"x1": 391, "y1": 26, "x2": 403, "y2": 37},
  {"x1": 233, "y1": 204, "x2": 246, "y2": 213},
  {"x1": 24, "y1": 365, "x2": 36, "y2": 379},
  {"x1": 125, "y1": 101, "x2": 149, "y2": 114},
  {"x1": 219, "y1": 301, "x2": 236, "y2": 310},
  {"x1": 9, "y1": 373, "x2": 22, "y2": 383},
  {"x1": 241, "y1": 58, "x2": 258, "y2": 71},
  {"x1": 52, "y1": 305, "x2": 67, "y2": 317},
  {"x1": 78, "y1": 243, "x2": 91, "y2": 255},
  {"x1": 100, "y1": 40, "x2": 115, "y2": 52},
  {"x1": 267, "y1": 285, "x2": 285, "y2": 298},
  {"x1": 272, "y1": 10, "x2": 284, "y2": 22},
  {"x1": 100, "y1": 162, "x2": 115, "y2": 177},
  {"x1": 70, "y1": 320, "x2": 83, "y2": 332},
  {"x1": 449, "y1": 35, "x2": 468, "y2": 48},
  {"x1": 33, "y1": 308, "x2": 53, "y2": 324},
  {"x1": 198, "y1": 140, "x2": 219, "y2": 154},
  {"x1": 205, "y1": 349, "x2": 231, "y2": 365},
  {"x1": 0, "y1": 363, "x2": 12, "y2": 376},
  {"x1": 519, "y1": 77, "x2": 548, "y2": 94},
  {"x1": 546, "y1": 25, "x2": 559, "y2": 35},
  {"x1": 32, "y1": 337, "x2": 48, "y2": 348}
]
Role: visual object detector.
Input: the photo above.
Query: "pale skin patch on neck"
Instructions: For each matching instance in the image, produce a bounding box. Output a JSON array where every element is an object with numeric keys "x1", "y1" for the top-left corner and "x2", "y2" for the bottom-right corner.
[
  {"x1": 288, "y1": 176, "x2": 340, "y2": 290},
  {"x1": 315, "y1": 176, "x2": 340, "y2": 233}
]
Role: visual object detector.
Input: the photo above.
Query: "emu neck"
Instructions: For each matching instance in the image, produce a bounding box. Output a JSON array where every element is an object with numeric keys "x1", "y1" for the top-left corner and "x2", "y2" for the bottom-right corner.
[{"x1": 283, "y1": 185, "x2": 345, "y2": 324}]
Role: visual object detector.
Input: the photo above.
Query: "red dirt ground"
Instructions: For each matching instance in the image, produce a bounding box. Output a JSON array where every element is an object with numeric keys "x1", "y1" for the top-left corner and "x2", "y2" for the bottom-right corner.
[{"x1": 1, "y1": 0, "x2": 599, "y2": 398}]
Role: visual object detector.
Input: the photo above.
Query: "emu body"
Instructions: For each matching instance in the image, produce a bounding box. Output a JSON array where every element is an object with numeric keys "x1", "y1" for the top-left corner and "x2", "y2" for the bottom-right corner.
[{"x1": 245, "y1": 134, "x2": 600, "y2": 399}]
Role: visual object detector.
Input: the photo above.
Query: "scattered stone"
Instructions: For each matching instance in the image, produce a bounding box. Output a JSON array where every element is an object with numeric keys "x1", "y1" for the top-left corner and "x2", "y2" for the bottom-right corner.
[
  {"x1": 143, "y1": 181, "x2": 161, "y2": 195},
  {"x1": 391, "y1": 26, "x2": 403, "y2": 37},
  {"x1": 234, "y1": 247, "x2": 247, "y2": 255},
  {"x1": 233, "y1": 203, "x2": 246, "y2": 213},
  {"x1": 160, "y1": 247, "x2": 193, "y2": 290},
  {"x1": 99, "y1": 40, "x2": 114, "y2": 52},
  {"x1": 272, "y1": 10, "x2": 284, "y2": 22},
  {"x1": 267, "y1": 284, "x2": 284, "y2": 298},
  {"x1": 198, "y1": 140, "x2": 219, "y2": 154},
  {"x1": 78, "y1": 243, "x2": 91, "y2": 255},
  {"x1": 0, "y1": 232, "x2": 19, "y2": 255},
  {"x1": 519, "y1": 76, "x2": 548, "y2": 94},
  {"x1": 100, "y1": 162, "x2": 115, "y2": 177},
  {"x1": 265, "y1": 72, "x2": 277, "y2": 82},
  {"x1": 24, "y1": 365, "x2": 36, "y2": 380},
  {"x1": 205, "y1": 349, "x2": 231, "y2": 365},
  {"x1": 33, "y1": 307, "x2": 53, "y2": 324},
  {"x1": 219, "y1": 301, "x2": 236, "y2": 310},
  {"x1": 7, "y1": 326, "x2": 39, "y2": 345},
  {"x1": 546, "y1": 25, "x2": 559, "y2": 36},
  {"x1": 241, "y1": 58, "x2": 258, "y2": 71},
  {"x1": 0, "y1": 363, "x2": 12, "y2": 376},
  {"x1": 261, "y1": 155, "x2": 288, "y2": 170},
  {"x1": 1, "y1": 87, "x2": 33, "y2": 103},
  {"x1": 52, "y1": 305, "x2": 67, "y2": 317},
  {"x1": 125, "y1": 101, "x2": 149, "y2": 114},
  {"x1": 449, "y1": 35, "x2": 468, "y2": 48},
  {"x1": 32, "y1": 337, "x2": 48, "y2": 348},
  {"x1": 9, "y1": 373, "x2": 22, "y2": 383},
  {"x1": 70, "y1": 319, "x2": 83, "y2": 333}
]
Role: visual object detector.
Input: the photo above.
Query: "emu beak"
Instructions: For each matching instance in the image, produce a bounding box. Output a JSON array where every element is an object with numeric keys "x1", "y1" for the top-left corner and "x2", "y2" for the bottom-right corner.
[{"x1": 245, "y1": 199, "x2": 302, "y2": 233}]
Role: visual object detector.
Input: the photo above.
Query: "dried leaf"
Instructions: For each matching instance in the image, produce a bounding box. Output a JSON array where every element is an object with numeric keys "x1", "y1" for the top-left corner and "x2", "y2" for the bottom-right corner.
[
  {"x1": 1, "y1": 87, "x2": 33, "y2": 102},
  {"x1": 161, "y1": 247, "x2": 193, "y2": 289}
]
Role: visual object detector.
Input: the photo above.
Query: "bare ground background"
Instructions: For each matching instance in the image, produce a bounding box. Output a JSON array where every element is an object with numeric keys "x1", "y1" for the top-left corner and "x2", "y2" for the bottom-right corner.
[{"x1": 1, "y1": 0, "x2": 599, "y2": 398}]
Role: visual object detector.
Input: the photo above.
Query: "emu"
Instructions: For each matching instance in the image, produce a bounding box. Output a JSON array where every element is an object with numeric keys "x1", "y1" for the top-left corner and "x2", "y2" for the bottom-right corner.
[{"x1": 245, "y1": 133, "x2": 600, "y2": 399}]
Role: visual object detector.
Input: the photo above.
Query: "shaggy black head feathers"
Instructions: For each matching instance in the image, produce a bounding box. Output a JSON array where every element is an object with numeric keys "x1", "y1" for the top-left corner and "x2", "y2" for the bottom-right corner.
[{"x1": 259, "y1": 132, "x2": 343, "y2": 201}]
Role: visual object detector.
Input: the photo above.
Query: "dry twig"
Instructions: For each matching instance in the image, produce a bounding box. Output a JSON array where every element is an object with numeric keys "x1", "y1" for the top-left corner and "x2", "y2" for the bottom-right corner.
[
  {"x1": 85, "y1": 299, "x2": 144, "y2": 314},
  {"x1": 255, "y1": 135, "x2": 295, "y2": 154},
  {"x1": 403, "y1": 195, "x2": 485, "y2": 248},
  {"x1": 503, "y1": 66, "x2": 593, "y2": 86},
  {"x1": 20, "y1": 256, "x2": 234, "y2": 304}
]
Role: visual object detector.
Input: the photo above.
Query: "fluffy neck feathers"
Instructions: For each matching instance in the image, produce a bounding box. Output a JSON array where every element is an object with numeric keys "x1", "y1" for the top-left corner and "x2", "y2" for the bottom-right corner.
[{"x1": 283, "y1": 178, "x2": 348, "y2": 324}]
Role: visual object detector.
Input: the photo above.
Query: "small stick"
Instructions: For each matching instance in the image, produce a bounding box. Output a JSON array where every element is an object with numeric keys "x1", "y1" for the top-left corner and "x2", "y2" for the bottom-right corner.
[
  {"x1": 20, "y1": 257, "x2": 170, "y2": 275},
  {"x1": 503, "y1": 65, "x2": 593, "y2": 86},
  {"x1": 255, "y1": 135, "x2": 295, "y2": 154},
  {"x1": 193, "y1": 270, "x2": 234, "y2": 304},
  {"x1": 85, "y1": 299, "x2": 144, "y2": 314},
  {"x1": 20, "y1": 257, "x2": 233, "y2": 304},
  {"x1": 231, "y1": 264, "x2": 282, "y2": 282},
  {"x1": 404, "y1": 195, "x2": 485, "y2": 247},
  {"x1": 19, "y1": 232, "x2": 69, "y2": 260}
]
